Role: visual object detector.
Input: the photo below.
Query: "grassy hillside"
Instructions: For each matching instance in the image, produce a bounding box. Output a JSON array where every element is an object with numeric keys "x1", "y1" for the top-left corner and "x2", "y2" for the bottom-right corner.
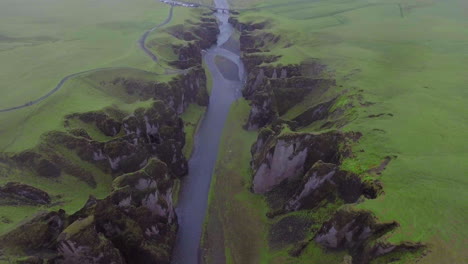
[{"x1": 205, "y1": 0, "x2": 467, "y2": 263}]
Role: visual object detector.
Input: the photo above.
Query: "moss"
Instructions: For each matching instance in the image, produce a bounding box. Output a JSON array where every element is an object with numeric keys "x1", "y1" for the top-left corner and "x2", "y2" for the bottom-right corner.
[
  {"x1": 269, "y1": 214, "x2": 315, "y2": 250},
  {"x1": 60, "y1": 215, "x2": 94, "y2": 240}
]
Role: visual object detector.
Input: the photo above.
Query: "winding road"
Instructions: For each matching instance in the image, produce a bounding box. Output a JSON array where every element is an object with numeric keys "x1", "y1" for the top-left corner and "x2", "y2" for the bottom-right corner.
[{"x1": 139, "y1": 5, "x2": 174, "y2": 63}]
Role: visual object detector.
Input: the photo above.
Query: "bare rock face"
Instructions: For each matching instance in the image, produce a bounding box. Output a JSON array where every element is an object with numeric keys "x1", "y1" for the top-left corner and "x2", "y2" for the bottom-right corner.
[
  {"x1": 0, "y1": 182, "x2": 51, "y2": 205},
  {"x1": 311, "y1": 208, "x2": 424, "y2": 264},
  {"x1": 285, "y1": 161, "x2": 372, "y2": 212},
  {"x1": 252, "y1": 131, "x2": 343, "y2": 194},
  {"x1": 315, "y1": 208, "x2": 398, "y2": 250},
  {"x1": 285, "y1": 161, "x2": 339, "y2": 211}
]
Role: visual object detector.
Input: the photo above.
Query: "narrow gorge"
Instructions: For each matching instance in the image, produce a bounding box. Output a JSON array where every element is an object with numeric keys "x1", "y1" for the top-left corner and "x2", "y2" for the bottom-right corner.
[
  {"x1": 1, "y1": 0, "x2": 464, "y2": 263},
  {"x1": 171, "y1": 0, "x2": 245, "y2": 262}
]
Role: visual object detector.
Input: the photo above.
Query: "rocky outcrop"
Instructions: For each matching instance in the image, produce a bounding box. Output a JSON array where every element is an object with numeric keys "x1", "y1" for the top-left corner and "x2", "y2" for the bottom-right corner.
[
  {"x1": 246, "y1": 125, "x2": 416, "y2": 263},
  {"x1": 42, "y1": 100, "x2": 188, "y2": 182},
  {"x1": 251, "y1": 131, "x2": 344, "y2": 193},
  {"x1": 0, "y1": 182, "x2": 51, "y2": 205},
  {"x1": 113, "y1": 66, "x2": 209, "y2": 114},
  {"x1": 1, "y1": 158, "x2": 177, "y2": 264},
  {"x1": 312, "y1": 208, "x2": 425, "y2": 264},
  {"x1": 285, "y1": 162, "x2": 359, "y2": 211},
  {"x1": 58, "y1": 158, "x2": 177, "y2": 264},
  {"x1": 165, "y1": 16, "x2": 219, "y2": 69},
  {"x1": 315, "y1": 208, "x2": 398, "y2": 250},
  {"x1": 57, "y1": 220, "x2": 126, "y2": 264},
  {"x1": 0, "y1": 210, "x2": 67, "y2": 251},
  {"x1": 228, "y1": 17, "x2": 268, "y2": 33},
  {"x1": 66, "y1": 111, "x2": 122, "y2": 137},
  {"x1": 292, "y1": 98, "x2": 336, "y2": 127}
]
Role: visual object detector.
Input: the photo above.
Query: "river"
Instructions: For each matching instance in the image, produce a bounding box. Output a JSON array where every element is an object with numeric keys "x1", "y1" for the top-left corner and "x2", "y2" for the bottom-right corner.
[{"x1": 171, "y1": 0, "x2": 245, "y2": 263}]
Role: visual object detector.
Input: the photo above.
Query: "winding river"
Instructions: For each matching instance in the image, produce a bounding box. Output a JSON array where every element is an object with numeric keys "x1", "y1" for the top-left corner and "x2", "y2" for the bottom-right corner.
[{"x1": 171, "y1": 0, "x2": 245, "y2": 263}]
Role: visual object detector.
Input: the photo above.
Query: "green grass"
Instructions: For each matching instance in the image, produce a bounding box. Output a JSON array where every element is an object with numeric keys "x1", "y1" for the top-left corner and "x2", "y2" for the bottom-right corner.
[
  {"x1": 181, "y1": 103, "x2": 206, "y2": 158},
  {"x1": 0, "y1": 0, "x2": 170, "y2": 107},
  {"x1": 206, "y1": 0, "x2": 468, "y2": 263}
]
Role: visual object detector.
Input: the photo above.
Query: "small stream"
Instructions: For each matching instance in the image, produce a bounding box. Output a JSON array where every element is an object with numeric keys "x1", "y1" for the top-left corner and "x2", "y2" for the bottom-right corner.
[{"x1": 171, "y1": 0, "x2": 245, "y2": 263}]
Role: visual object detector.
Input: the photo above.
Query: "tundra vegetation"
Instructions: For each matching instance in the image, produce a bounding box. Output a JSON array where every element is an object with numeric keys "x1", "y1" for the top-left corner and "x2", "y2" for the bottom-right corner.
[{"x1": 202, "y1": 0, "x2": 467, "y2": 263}]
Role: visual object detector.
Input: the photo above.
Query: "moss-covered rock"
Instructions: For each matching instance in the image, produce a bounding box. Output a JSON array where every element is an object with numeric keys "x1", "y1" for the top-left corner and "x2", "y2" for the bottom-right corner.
[
  {"x1": 242, "y1": 62, "x2": 335, "y2": 130},
  {"x1": 292, "y1": 98, "x2": 336, "y2": 128},
  {"x1": 0, "y1": 210, "x2": 67, "y2": 252},
  {"x1": 57, "y1": 219, "x2": 126, "y2": 264},
  {"x1": 66, "y1": 111, "x2": 122, "y2": 137},
  {"x1": 166, "y1": 16, "x2": 219, "y2": 69},
  {"x1": 12, "y1": 151, "x2": 61, "y2": 178},
  {"x1": 0, "y1": 182, "x2": 51, "y2": 205}
]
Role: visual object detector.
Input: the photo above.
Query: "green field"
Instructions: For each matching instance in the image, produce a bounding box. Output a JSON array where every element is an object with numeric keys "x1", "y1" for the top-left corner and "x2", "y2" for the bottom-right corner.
[{"x1": 206, "y1": 0, "x2": 468, "y2": 263}]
